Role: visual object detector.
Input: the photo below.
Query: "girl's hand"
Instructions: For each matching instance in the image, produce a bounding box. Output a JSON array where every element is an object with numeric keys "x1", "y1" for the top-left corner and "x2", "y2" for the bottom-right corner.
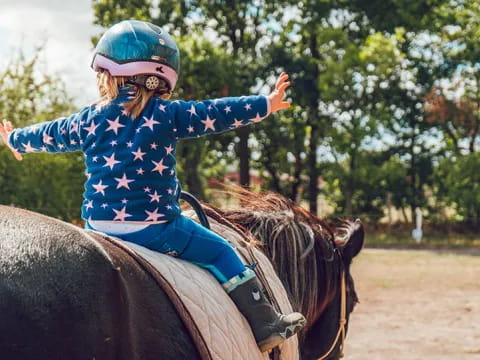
[
  {"x1": 268, "y1": 72, "x2": 291, "y2": 113},
  {"x1": 0, "y1": 120, "x2": 23, "y2": 161}
]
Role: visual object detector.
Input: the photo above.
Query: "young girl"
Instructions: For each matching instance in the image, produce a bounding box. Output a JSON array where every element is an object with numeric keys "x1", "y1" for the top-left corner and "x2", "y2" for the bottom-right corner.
[{"x1": 0, "y1": 20, "x2": 305, "y2": 352}]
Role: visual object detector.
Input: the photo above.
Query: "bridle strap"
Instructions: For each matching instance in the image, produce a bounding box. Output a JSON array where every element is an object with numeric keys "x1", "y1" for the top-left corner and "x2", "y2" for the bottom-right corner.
[{"x1": 317, "y1": 269, "x2": 347, "y2": 360}]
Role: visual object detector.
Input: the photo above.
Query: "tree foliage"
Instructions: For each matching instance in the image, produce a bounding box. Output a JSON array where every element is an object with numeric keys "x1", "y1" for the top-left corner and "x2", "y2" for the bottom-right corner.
[
  {"x1": 3, "y1": 0, "x2": 480, "y2": 226},
  {"x1": 0, "y1": 52, "x2": 83, "y2": 221}
]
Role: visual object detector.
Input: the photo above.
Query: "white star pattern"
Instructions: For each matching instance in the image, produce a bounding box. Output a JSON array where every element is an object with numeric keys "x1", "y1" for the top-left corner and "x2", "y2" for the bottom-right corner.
[
  {"x1": 159, "y1": 104, "x2": 167, "y2": 112},
  {"x1": 103, "y1": 153, "x2": 121, "y2": 170},
  {"x1": 85, "y1": 200, "x2": 94, "y2": 210},
  {"x1": 164, "y1": 144, "x2": 174, "y2": 155},
  {"x1": 40, "y1": 146, "x2": 48, "y2": 152},
  {"x1": 232, "y1": 118, "x2": 243, "y2": 128},
  {"x1": 106, "y1": 117, "x2": 125, "y2": 135},
  {"x1": 187, "y1": 105, "x2": 197, "y2": 117},
  {"x1": 93, "y1": 180, "x2": 108, "y2": 196},
  {"x1": 126, "y1": 141, "x2": 133, "y2": 148},
  {"x1": 136, "y1": 168, "x2": 145, "y2": 175},
  {"x1": 101, "y1": 203, "x2": 108, "y2": 209},
  {"x1": 187, "y1": 125, "x2": 195, "y2": 133},
  {"x1": 23, "y1": 141, "x2": 36, "y2": 153},
  {"x1": 92, "y1": 156, "x2": 98, "y2": 162},
  {"x1": 142, "y1": 115, "x2": 160, "y2": 131},
  {"x1": 224, "y1": 105, "x2": 232, "y2": 113},
  {"x1": 132, "y1": 147, "x2": 146, "y2": 161},
  {"x1": 151, "y1": 159, "x2": 168, "y2": 175},
  {"x1": 244, "y1": 103, "x2": 252, "y2": 111},
  {"x1": 145, "y1": 208, "x2": 164, "y2": 221},
  {"x1": 201, "y1": 115, "x2": 216, "y2": 131},
  {"x1": 69, "y1": 121, "x2": 79, "y2": 134},
  {"x1": 149, "y1": 190, "x2": 161, "y2": 203},
  {"x1": 114, "y1": 173, "x2": 134, "y2": 190},
  {"x1": 250, "y1": 113, "x2": 264, "y2": 123},
  {"x1": 84, "y1": 120, "x2": 98, "y2": 137},
  {"x1": 110, "y1": 140, "x2": 117, "y2": 146},
  {"x1": 113, "y1": 206, "x2": 132, "y2": 221},
  {"x1": 121, "y1": 198, "x2": 128, "y2": 204},
  {"x1": 43, "y1": 132, "x2": 53, "y2": 145},
  {"x1": 150, "y1": 142, "x2": 158, "y2": 150},
  {"x1": 144, "y1": 187, "x2": 151, "y2": 193}
]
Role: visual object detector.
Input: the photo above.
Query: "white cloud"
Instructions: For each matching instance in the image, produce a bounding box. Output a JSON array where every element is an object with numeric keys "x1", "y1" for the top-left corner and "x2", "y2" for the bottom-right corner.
[{"x1": 0, "y1": 0, "x2": 103, "y2": 106}]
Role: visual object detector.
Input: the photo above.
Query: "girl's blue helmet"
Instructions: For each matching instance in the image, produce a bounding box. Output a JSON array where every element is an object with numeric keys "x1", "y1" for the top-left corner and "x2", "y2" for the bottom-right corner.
[{"x1": 92, "y1": 20, "x2": 180, "y2": 92}]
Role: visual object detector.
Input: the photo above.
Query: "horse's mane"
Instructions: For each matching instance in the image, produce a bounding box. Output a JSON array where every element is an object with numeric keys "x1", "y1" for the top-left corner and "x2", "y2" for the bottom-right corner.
[{"x1": 202, "y1": 185, "x2": 348, "y2": 328}]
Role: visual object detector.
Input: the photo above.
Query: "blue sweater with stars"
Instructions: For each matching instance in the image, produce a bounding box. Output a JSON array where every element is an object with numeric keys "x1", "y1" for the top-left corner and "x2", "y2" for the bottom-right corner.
[{"x1": 9, "y1": 86, "x2": 270, "y2": 223}]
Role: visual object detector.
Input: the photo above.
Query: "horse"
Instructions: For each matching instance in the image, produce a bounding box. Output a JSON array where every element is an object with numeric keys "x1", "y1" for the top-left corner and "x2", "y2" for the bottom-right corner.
[{"x1": 0, "y1": 188, "x2": 363, "y2": 360}]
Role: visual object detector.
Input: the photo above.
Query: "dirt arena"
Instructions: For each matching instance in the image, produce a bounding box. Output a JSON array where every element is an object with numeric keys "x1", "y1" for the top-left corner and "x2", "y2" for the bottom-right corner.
[{"x1": 343, "y1": 249, "x2": 480, "y2": 360}]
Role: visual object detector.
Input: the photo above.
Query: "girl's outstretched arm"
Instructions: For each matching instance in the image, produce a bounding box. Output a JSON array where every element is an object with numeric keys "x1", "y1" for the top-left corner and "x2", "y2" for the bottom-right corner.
[
  {"x1": 5, "y1": 107, "x2": 91, "y2": 156},
  {"x1": 167, "y1": 73, "x2": 291, "y2": 140}
]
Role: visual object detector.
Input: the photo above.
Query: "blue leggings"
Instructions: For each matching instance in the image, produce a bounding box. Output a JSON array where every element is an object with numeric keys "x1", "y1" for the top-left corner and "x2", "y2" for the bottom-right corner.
[{"x1": 87, "y1": 215, "x2": 247, "y2": 284}]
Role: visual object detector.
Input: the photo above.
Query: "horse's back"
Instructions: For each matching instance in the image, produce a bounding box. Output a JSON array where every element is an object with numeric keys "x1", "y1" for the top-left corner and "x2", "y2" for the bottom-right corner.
[{"x1": 0, "y1": 206, "x2": 200, "y2": 360}]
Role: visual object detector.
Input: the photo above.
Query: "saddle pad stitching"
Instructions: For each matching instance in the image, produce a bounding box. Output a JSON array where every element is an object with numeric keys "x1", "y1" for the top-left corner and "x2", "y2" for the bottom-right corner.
[{"x1": 91, "y1": 232, "x2": 214, "y2": 360}]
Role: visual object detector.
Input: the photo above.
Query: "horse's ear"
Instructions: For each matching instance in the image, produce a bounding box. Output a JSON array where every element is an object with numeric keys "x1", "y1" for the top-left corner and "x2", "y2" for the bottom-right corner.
[{"x1": 341, "y1": 219, "x2": 364, "y2": 266}]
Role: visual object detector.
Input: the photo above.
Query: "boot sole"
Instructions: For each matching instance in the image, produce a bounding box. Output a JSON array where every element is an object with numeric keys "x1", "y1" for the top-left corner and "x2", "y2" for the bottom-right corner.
[
  {"x1": 257, "y1": 319, "x2": 306, "y2": 353},
  {"x1": 258, "y1": 334, "x2": 286, "y2": 353}
]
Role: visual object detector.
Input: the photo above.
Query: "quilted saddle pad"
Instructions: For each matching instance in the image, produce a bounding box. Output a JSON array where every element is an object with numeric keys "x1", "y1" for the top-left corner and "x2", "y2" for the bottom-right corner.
[{"x1": 123, "y1": 215, "x2": 300, "y2": 360}]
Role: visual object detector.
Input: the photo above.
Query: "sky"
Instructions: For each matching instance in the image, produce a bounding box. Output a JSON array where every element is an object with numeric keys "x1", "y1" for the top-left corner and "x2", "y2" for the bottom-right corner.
[{"x1": 0, "y1": 0, "x2": 102, "y2": 106}]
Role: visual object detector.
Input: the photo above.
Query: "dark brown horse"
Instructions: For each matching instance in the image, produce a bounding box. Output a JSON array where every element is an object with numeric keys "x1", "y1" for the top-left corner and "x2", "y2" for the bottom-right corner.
[{"x1": 0, "y1": 190, "x2": 363, "y2": 360}]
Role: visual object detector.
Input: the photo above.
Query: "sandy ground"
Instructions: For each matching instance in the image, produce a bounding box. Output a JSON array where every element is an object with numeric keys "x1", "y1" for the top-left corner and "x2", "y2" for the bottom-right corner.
[{"x1": 343, "y1": 249, "x2": 480, "y2": 360}]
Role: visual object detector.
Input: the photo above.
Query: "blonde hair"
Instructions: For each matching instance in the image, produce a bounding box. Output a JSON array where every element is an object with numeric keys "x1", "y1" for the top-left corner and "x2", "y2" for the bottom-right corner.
[{"x1": 95, "y1": 70, "x2": 170, "y2": 119}]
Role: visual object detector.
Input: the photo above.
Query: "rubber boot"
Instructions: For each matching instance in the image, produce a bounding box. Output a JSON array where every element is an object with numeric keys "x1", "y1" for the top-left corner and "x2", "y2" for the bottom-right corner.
[{"x1": 227, "y1": 274, "x2": 306, "y2": 352}]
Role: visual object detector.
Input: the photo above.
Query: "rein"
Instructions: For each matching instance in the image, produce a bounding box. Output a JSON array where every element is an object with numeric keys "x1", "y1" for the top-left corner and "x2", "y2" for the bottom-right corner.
[{"x1": 317, "y1": 267, "x2": 347, "y2": 360}]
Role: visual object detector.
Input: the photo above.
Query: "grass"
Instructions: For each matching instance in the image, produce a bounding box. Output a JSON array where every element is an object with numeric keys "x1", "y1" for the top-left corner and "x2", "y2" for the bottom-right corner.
[{"x1": 365, "y1": 230, "x2": 480, "y2": 249}]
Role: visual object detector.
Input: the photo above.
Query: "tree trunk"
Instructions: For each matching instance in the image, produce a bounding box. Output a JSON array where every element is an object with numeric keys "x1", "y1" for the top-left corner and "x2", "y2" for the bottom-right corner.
[
  {"x1": 263, "y1": 143, "x2": 282, "y2": 193},
  {"x1": 345, "y1": 145, "x2": 357, "y2": 216},
  {"x1": 237, "y1": 127, "x2": 251, "y2": 186},
  {"x1": 289, "y1": 150, "x2": 303, "y2": 202},
  {"x1": 307, "y1": 122, "x2": 319, "y2": 214}
]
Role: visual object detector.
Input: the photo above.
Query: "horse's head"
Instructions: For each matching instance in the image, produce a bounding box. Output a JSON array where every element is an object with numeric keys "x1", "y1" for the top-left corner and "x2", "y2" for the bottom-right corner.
[
  {"x1": 207, "y1": 187, "x2": 364, "y2": 360},
  {"x1": 300, "y1": 219, "x2": 364, "y2": 360}
]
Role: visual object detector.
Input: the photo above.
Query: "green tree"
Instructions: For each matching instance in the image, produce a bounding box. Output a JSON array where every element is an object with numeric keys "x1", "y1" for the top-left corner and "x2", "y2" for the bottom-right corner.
[{"x1": 0, "y1": 52, "x2": 83, "y2": 221}]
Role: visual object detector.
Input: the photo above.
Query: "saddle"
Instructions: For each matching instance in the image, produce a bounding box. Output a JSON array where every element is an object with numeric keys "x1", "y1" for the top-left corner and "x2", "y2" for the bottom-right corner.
[{"x1": 92, "y1": 211, "x2": 299, "y2": 360}]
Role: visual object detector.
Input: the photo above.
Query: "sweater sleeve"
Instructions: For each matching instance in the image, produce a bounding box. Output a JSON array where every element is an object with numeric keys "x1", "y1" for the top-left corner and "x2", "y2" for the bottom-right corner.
[
  {"x1": 8, "y1": 107, "x2": 90, "y2": 154},
  {"x1": 167, "y1": 95, "x2": 271, "y2": 139}
]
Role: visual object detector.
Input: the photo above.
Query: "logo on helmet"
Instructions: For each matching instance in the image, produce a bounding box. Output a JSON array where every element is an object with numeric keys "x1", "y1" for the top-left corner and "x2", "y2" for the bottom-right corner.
[{"x1": 156, "y1": 66, "x2": 164, "y2": 73}]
